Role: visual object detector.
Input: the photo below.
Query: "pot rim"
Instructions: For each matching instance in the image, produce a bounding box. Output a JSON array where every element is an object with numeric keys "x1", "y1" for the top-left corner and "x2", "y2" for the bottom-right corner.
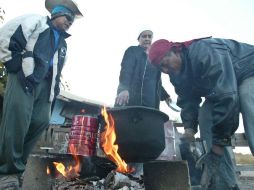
[{"x1": 105, "y1": 106, "x2": 169, "y2": 122}]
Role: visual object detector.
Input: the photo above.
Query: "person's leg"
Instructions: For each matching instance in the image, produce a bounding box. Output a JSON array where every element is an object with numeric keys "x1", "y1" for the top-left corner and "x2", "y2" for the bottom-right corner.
[
  {"x1": 0, "y1": 73, "x2": 34, "y2": 175},
  {"x1": 0, "y1": 73, "x2": 34, "y2": 189},
  {"x1": 199, "y1": 100, "x2": 238, "y2": 189},
  {"x1": 22, "y1": 79, "x2": 51, "y2": 164},
  {"x1": 239, "y1": 76, "x2": 254, "y2": 155}
]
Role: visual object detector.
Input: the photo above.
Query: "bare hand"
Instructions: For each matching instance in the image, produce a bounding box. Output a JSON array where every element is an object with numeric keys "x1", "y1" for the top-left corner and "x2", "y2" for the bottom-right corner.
[{"x1": 115, "y1": 90, "x2": 129, "y2": 106}]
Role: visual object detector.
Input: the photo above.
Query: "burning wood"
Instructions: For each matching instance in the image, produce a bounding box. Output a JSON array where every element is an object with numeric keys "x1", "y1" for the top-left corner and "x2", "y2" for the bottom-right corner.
[
  {"x1": 47, "y1": 144, "x2": 81, "y2": 180},
  {"x1": 48, "y1": 107, "x2": 174, "y2": 189},
  {"x1": 53, "y1": 161, "x2": 80, "y2": 179}
]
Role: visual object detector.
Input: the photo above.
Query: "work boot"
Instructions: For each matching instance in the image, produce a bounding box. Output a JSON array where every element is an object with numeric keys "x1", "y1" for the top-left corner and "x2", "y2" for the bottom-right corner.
[{"x1": 0, "y1": 175, "x2": 19, "y2": 190}]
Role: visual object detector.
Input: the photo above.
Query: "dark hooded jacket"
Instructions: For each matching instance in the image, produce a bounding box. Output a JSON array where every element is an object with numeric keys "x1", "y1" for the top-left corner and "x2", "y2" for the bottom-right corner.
[
  {"x1": 117, "y1": 45, "x2": 169, "y2": 109},
  {"x1": 170, "y1": 38, "x2": 254, "y2": 146}
]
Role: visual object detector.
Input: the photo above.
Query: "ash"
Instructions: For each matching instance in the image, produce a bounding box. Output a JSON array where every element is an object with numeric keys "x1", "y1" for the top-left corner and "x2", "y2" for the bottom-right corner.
[{"x1": 51, "y1": 171, "x2": 144, "y2": 190}]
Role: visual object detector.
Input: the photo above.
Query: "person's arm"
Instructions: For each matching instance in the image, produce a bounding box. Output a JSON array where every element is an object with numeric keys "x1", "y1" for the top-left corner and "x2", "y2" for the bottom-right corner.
[
  {"x1": 177, "y1": 93, "x2": 202, "y2": 134},
  {"x1": 0, "y1": 15, "x2": 44, "y2": 73},
  {"x1": 115, "y1": 47, "x2": 137, "y2": 106},
  {"x1": 191, "y1": 40, "x2": 239, "y2": 147}
]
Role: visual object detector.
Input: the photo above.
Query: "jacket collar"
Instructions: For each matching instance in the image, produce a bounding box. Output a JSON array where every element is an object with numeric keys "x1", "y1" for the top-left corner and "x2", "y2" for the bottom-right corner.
[{"x1": 47, "y1": 16, "x2": 71, "y2": 38}]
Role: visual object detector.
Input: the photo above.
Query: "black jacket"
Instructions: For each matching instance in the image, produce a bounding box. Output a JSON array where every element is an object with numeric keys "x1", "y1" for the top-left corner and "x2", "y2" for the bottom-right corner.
[
  {"x1": 171, "y1": 38, "x2": 254, "y2": 146},
  {"x1": 117, "y1": 45, "x2": 169, "y2": 109}
]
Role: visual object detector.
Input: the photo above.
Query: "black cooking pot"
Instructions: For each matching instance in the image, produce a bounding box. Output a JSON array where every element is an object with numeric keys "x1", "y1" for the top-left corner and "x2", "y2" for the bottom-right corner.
[{"x1": 99, "y1": 106, "x2": 169, "y2": 162}]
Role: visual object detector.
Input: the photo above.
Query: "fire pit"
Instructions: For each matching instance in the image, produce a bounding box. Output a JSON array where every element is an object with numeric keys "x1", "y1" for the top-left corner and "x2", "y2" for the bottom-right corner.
[{"x1": 31, "y1": 106, "x2": 170, "y2": 189}]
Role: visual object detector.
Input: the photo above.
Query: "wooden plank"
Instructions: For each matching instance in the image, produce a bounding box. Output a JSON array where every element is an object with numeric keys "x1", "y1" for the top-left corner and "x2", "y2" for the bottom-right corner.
[{"x1": 48, "y1": 125, "x2": 70, "y2": 154}]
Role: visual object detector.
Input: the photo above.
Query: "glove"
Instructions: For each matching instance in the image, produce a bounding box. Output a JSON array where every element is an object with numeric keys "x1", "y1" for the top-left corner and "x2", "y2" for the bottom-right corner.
[
  {"x1": 196, "y1": 150, "x2": 223, "y2": 189},
  {"x1": 17, "y1": 70, "x2": 38, "y2": 95},
  {"x1": 180, "y1": 128, "x2": 196, "y2": 143}
]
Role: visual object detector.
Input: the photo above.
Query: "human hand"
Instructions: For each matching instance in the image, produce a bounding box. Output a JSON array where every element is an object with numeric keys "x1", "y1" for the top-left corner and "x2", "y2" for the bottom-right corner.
[
  {"x1": 115, "y1": 90, "x2": 129, "y2": 106},
  {"x1": 196, "y1": 149, "x2": 223, "y2": 189},
  {"x1": 180, "y1": 128, "x2": 196, "y2": 143},
  {"x1": 164, "y1": 96, "x2": 172, "y2": 107},
  {"x1": 18, "y1": 71, "x2": 38, "y2": 95}
]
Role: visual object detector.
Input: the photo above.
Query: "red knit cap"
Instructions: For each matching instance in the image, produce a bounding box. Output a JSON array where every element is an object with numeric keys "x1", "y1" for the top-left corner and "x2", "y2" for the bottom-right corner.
[
  {"x1": 149, "y1": 37, "x2": 211, "y2": 66},
  {"x1": 148, "y1": 39, "x2": 174, "y2": 66}
]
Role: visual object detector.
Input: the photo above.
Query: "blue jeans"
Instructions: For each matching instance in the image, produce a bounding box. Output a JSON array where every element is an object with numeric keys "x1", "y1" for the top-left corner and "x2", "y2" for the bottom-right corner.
[
  {"x1": 239, "y1": 76, "x2": 254, "y2": 155},
  {"x1": 198, "y1": 101, "x2": 239, "y2": 189}
]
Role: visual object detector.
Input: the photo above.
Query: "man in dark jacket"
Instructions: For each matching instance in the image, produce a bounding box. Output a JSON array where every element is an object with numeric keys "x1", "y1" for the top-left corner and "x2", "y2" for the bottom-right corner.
[
  {"x1": 115, "y1": 30, "x2": 171, "y2": 109},
  {"x1": 147, "y1": 37, "x2": 253, "y2": 190},
  {"x1": 0, "y1": 0, "x2": 83, "y2": 189}
]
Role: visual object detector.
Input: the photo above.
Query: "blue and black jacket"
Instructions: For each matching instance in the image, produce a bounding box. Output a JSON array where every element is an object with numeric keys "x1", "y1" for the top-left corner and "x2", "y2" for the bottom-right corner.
[{"x1": 0, "y1": 14, "x2": 70, "y2": 101}]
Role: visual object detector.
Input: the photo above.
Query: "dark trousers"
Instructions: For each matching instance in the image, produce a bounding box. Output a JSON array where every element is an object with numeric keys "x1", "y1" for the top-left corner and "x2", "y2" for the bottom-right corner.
[
  {"x1": 0, "y1": 73, "x2": 51, "y2": 174},
  {"x1": 239, "y1": 76, "x2": 254, "y2": 155}
]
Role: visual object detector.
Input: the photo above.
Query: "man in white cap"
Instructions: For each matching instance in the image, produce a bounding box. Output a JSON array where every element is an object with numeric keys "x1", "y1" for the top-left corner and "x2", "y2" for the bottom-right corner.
[
  {"x1": 0, "y1": 0, "x2": 83, "y2": 189},
  {"x1": 115, "y1": 29, "x2": 171, "y2": 108}
]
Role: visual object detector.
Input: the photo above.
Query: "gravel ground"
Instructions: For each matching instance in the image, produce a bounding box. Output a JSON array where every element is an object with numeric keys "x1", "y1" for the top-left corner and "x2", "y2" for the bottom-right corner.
[{"x1": 238, "y1": 171, "x2": 254, "y2": 190}]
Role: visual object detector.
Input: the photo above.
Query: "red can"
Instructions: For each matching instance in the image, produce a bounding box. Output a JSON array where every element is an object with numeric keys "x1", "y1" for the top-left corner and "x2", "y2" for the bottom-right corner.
[
  {"x1": 69, "y1": 131, "x2": 98, "y2": 138},
  {"x1": 72, "y1": 115, "x2": 99, "y2": 128},
  {"x1": 68, "y1": 139, "x2": 96, "y2": 146},
  {"x1": 70, "y1": 125, "x2": 98, "y2": 133},
  {"x1": 68, "y1": 115, "x2": 99, "y2": 156},
  {"x1": 67, "y1": 144, "x2": 95, "y2": 156}
]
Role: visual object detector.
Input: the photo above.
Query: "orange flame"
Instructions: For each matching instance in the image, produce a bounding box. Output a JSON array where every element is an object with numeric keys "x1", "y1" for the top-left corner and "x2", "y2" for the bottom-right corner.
[
  {"x1": 50, "y1": 144, "x2": 81, "y2": 178},
  {"x1": 46, "y1": 166, "x2": 50, "y2": 175},
  {"x1": 68, "y1": 144, "x2": 81, "y2": 174},
  {"x1": 53, "y1": 162, "x2": 68, "y2": 177},
  {"x1": 101, "y1": 107, "x2": 133, "y2": 173}
]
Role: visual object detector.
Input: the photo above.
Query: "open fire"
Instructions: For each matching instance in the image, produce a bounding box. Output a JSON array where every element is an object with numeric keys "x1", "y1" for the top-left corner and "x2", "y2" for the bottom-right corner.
[
  {"x1": 48, "y1": 107, "x2": 132, "y2": 178},
  {"x1": 100, "y1": 107, "x2": 133, "y2": 173},
  {"x1": 47, "y1": 144, "x2": 81, "y2": 179}
]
